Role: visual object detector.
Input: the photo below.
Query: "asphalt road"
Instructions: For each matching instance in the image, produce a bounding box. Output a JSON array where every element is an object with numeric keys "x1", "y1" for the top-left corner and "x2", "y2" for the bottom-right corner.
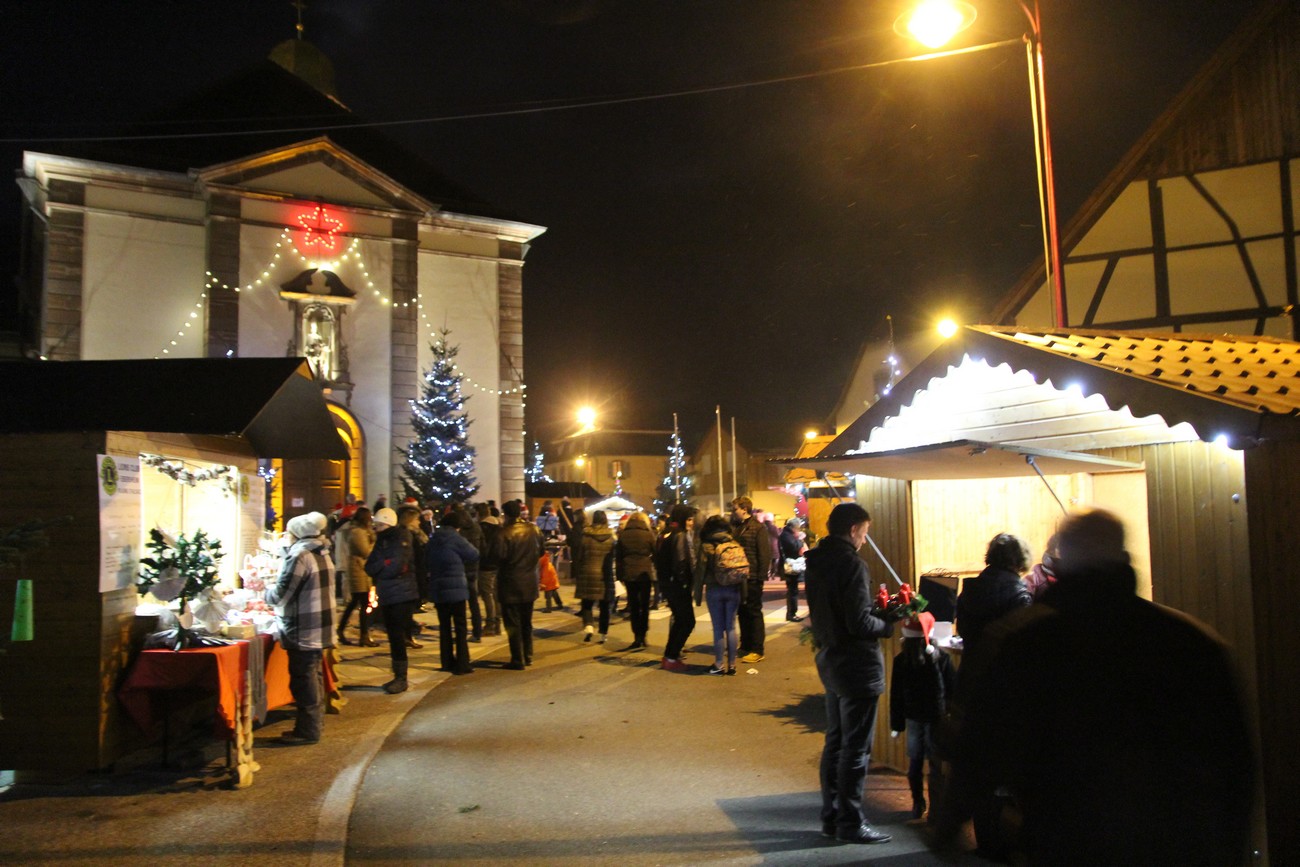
[{"x1": 346, "y1": 589, "x2": 984, "y2": 866}]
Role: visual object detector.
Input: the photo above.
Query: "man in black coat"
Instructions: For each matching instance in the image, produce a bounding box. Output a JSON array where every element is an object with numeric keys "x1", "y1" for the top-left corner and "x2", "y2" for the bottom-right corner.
[
  {"x1": 731, "y1": 496, "x2": 772, "y2": 663},
  {"x1": 939, "y1": 509, "x2": 1255, "y2": 864},
  {"x1": 806, "y1": 502, "x2": 901, "y2": 845},
  {"x1": 495, "y1": 499, "x2": 543, "y2": 670}
]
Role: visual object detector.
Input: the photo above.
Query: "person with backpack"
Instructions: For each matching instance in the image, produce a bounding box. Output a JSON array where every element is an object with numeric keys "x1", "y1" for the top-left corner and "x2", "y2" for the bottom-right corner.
[
  {"x1": 693, "y1": 514, "x2": 748, "y2": 675},
  {"x1": 889, "y1": 611, "x2": 956, "y2": 821},
  {"x1": 656, "y1": 504, "x2": 697, "y2": 672},
  {"x1": 365, "y1": 507, "x2": 420, "y2": 694}
]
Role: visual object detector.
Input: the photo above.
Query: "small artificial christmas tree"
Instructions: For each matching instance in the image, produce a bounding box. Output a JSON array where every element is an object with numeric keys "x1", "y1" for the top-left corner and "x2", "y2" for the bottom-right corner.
[
  {"x1": 401, "y1": 331, "x2": 478, "y2": 505},
  {"x1": 525, "y1": 441, "x2": 553, "y2": 484},
  {"x1": 654, "y1": 427, "x2": 693, "y2": 513}
]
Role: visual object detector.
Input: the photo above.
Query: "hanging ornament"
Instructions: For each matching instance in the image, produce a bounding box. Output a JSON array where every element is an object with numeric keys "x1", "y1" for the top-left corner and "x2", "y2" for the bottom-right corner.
[{"x1": 297, "y1": 205, "x2": 343, "y2": 253}]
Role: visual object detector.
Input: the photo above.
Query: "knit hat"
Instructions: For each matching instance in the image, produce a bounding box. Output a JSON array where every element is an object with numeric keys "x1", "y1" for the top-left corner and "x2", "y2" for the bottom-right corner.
[
  {"x1": 286, "y1": 511, "x2": 327, "y2": 539},
  {"x1": 901, "y1": 611, "x2": 935, "y2": 641},
  {"x1": 373, "y1": 507, "x2": 398, "y2": 529}
]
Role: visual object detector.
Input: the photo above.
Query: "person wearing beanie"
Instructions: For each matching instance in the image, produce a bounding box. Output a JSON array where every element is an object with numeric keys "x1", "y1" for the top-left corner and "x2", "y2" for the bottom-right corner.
[
  {"x1": 805, "y1": 502, "x2": 903, "y2": 845},
  {"x1": 425, "y1": 511, "x2": 480, "y2": 675},
  {"x1": 365, "y1": 506, "x2": 420, "y2": 693},
  {"x1": 264, "y1": 511, "x2": 335, "y2": 745},
  {"x1": 495, "y1": 498, "x2": 543, "y2": 669},
  {"x1": 939, "y1": 509, "x2": 1254, "y2": 864},
  {"x1": 889, "y1": 611, "x2": 955, "y2": 821}
]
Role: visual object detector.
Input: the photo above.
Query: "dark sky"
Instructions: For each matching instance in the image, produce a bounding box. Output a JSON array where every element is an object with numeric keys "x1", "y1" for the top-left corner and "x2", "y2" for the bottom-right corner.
[{"x1": 1, "y1": 0, "x2": 1261, "y2": 449}]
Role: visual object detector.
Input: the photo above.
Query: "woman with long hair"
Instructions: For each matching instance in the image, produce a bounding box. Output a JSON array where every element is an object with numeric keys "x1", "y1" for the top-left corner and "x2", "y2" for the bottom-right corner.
[
  {"x1": 575, "y1": 510, "x2": 615, "y2": 644},
  {"x1": 616, "y1": 511, "x2": 657, "y2": 651},
  {"x1": 694, "y1": 514, "x2": 744, "y2": 675}
]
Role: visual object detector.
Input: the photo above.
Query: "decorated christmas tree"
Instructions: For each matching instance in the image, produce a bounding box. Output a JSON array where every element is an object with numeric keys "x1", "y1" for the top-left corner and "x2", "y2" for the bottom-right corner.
[
  {"x1": 654, "y1": 425, "x2": 693, "y2": 513},
  {"x1": 401, "y1": 331, "x2": 478, "y2": 505},
  {"x1": 525, "y1": 440, "x2": 553, "y2": 484}
]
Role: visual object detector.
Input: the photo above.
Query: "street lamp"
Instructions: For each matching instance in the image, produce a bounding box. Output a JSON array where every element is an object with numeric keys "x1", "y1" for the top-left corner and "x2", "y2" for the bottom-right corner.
[
  {"x1": 576, "y1": 406, "x2": 597, "y2": 432},
  {"x1": 896, "y1": 0, "x2": 1066, "y2": 327}
]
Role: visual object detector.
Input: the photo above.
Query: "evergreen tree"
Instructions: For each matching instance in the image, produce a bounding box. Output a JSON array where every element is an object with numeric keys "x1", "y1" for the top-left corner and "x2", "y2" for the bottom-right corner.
[
  {"x1": 525, "y1": 441, "x2": 553, "y2": 484},
  {"x1": 401, "y1": 332, "x2": 478, "y2": 505},
  {"x1": 654, "y1": 429, "x2": 693, "y2": 512}
]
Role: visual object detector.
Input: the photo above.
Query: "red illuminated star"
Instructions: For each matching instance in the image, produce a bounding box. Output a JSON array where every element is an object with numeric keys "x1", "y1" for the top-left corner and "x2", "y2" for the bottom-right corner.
[{"x1": 297, "y1": 205, "x2": 343, "y2": 253}]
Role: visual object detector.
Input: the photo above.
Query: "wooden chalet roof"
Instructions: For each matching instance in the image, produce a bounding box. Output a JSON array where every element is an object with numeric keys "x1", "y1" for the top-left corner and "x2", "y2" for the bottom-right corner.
[
  {"x1": 990, "y1": 0, "x2": 1297, "y2": 323},
  {"x1": 0, "y1": 358, "x2": 348, "y2": 459},
  {"x1": 814, "y1": 327, "x2": 1300, "y2": 465}
]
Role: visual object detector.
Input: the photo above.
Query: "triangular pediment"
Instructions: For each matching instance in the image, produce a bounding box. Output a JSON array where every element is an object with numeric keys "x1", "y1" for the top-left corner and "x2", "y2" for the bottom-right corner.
[{"x1": 195, "y1": 137, "x2": 434, "y2": 213}]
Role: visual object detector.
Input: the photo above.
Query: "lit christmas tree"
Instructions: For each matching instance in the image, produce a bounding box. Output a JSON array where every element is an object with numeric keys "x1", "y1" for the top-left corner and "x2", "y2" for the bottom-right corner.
[
  {"x1": 525, "y1": 441, "x2": 553, "y2": 483},
  {"x1": 654, "y1": 422, "x2": 693, "y2": 513},
  {"x1": 401, "y1": 331, "x2": 478, "y2": 505}
]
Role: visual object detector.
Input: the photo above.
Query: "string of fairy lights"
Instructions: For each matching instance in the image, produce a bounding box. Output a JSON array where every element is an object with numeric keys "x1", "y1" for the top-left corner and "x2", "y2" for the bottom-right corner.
[{"x1": 151, "y1": 209, "x2": 526, "y2": 398}]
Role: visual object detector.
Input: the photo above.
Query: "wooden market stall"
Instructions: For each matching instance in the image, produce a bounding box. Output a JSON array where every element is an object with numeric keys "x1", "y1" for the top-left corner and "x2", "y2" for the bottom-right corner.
[
  {"x1": 0, "y1": 357, "x2": 346, "y2": 776},
  {"x1": 781, "y1": 326, "x2": 1300, "y2": 862}
]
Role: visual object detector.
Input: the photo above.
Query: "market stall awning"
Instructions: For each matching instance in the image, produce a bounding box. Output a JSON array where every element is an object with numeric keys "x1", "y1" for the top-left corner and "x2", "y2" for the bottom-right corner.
[
  {"x1": 0, "y1": 357, "x2": 348, "y2": 460},
  {"x1": 774, "y1": 439, "x2": 1142, "y2": 481}
]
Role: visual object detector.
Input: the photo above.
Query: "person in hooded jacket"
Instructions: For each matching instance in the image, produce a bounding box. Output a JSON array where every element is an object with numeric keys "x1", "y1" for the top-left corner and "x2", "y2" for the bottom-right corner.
[
  {"x1": 956, "y1": 533, "x2": 1033, "y2": 656},
  {"x1": 693, "y1": 514, "x2": 743, "y2": 675},
  {"x1": 656, "y1": 504, "x2": 697, "y2": 672},
  {"x1": 575, "y1": 510, "x2": 616, "y2": 644},
  {"x1": 889, "y1": 610, "x2": 956, "y2": 821},
  {"x1": 496, "y1": 499, "x2": 543, "y2": 670},
  {"x1": 264, "y1": 511, "x2": 336, "y2": 745},
  {"x1": 425, "y1": 511, "x2": 480, "y2": 674},
  {"x1": 616, "y1": 511, "x2": 657, "y2": 651},
  {"x1": 365, "y1": 507, "x2": 419, "y2": 694},
  {"x1": 806, "y1": 502, "x2": 904, "y2": 845},
  {"x1": 336, "y1": 506, "x2": 379, "y2": 647}
]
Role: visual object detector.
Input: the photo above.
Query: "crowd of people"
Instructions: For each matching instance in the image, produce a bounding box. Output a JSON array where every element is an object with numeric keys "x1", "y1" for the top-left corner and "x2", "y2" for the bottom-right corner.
[{"x1": 262, "y1": 495, "x2": 1254, "y2": 863}]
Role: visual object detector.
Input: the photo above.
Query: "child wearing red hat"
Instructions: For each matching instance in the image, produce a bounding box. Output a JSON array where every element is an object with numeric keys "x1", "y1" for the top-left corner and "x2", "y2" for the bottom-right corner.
[{"x1": 889, "y1": 611, "x2": 956, "y2": 821}]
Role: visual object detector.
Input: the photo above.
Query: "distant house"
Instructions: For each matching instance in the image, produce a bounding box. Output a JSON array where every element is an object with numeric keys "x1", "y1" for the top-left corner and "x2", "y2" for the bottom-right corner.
[
  {"x1": 545, "y1": 429, "x2": 673, "y2": 513},
  {"x1": 689, "y1": 417, "x2": 794, "y2": 518},
  {"x1": 12, "y1": 39, "x2": 543, "y2": 517}
]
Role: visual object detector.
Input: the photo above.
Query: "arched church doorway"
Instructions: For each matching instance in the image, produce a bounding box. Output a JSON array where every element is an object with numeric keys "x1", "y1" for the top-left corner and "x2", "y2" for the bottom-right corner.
[{"x1": 280, "y1": 402, "x2": 365, "y2": 518}]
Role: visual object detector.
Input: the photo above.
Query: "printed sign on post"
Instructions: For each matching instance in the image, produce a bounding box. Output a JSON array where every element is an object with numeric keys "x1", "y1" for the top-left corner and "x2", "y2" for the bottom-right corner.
[{"x1": 98, "y1": 454, "x2": 142, "y2": 593}]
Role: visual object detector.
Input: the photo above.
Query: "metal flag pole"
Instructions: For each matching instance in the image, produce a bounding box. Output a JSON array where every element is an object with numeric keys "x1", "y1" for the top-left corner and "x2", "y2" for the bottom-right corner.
[
  {"x1": 730, "y1": 416, "x2": 737, "y2": 504},
  {"x1": 716, "y1": 405, "x2": 724, "y2": 515},
  {"x1": 672, "y1": 412, "x2": 680, "y2": 503}
]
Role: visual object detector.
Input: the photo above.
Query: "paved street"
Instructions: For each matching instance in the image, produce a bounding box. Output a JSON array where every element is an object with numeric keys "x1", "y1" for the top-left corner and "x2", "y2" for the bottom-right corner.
[{"x1": 0, "y1": 584, "x2": 984, "y2": 866}]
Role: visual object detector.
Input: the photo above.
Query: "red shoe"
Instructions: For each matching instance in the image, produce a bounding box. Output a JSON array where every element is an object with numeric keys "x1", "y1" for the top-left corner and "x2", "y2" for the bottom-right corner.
[{"x1": 660, "y1": 657, "x2": 688, "y2": 672}]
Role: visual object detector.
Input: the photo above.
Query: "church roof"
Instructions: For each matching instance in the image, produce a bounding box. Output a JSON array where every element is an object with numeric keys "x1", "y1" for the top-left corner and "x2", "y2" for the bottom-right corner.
[{"x1": 55, "y1": 60, "x2": 514, "y2": 221}]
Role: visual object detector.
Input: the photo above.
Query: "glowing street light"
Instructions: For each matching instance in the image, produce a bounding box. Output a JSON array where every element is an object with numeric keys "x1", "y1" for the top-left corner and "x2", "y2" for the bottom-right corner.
[
  {"x1": 805, "y1": 429, "x2": 820, "y2": 440},
  {"x1": 895, "y1": 0, "x2": 1066, "y2": 327},
  {"x1": 576, "y1": 406, "x2": 597, "y2": 431},
  {"x1": 938, "y1": 318, "x2": 959, "y2": 339}
]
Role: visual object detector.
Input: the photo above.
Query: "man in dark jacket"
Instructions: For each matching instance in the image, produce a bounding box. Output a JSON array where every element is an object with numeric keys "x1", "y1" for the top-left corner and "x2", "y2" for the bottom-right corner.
[
  {"x1": 476, "y1": 503, "x2": 502, "y2": 636},
  {"x1": 806, "y1": 502, "x2": 901, "y2": 845},
  {"x1": 939, "y1": 509, "x2": 1254, "y2": 865},
  {"x1": 731, "y1": 496, "x2": 772, "y2": 663},
  {"x1": 495, "y1": 499, "x2": 543, "y2": 670}
]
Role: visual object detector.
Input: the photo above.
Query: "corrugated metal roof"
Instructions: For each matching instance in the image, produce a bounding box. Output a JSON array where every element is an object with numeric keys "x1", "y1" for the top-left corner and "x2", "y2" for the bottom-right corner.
[
  {"x1": 982, "y1": 328, "x2": 1300, "y2": 417},
  {"x1": 817, "y1": 327, "x2": 1300, "y2": 459}
]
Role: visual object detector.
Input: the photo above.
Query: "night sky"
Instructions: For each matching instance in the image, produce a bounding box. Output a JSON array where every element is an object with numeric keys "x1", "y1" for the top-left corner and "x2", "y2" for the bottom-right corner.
[{"x1": 0, "y1": 0, "x2": 1260, "y2": 450}]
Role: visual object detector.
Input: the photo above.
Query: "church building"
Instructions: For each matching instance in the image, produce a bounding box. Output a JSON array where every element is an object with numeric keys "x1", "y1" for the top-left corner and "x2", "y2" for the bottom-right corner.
[{"x1": 13, "y1": 36, "x2": 544, "y2": 516}]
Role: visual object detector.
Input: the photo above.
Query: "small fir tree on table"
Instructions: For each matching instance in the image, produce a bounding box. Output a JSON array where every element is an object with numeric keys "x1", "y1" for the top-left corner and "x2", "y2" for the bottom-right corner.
[{"x1": 402, "y1": 330, "x2": 479, "y2": 506}]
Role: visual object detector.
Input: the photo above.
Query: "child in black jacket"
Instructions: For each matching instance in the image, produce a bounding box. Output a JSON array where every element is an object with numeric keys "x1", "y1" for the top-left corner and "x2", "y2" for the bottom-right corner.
[{"x1": 890, "y1": 611, "x2": 956, "y2": 820}]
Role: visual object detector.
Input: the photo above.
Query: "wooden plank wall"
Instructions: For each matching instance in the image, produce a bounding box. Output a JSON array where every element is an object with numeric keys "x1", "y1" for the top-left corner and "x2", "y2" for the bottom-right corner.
[
  {"x1": 0, "y1": 432, "x2": 107, "y2": 772},
  {"x1": 852, "y1": 474, "x2": 914, "y2": 772},
  {"x1": 1243, "y1": 440, "x2": 1300, "y2": 865}
]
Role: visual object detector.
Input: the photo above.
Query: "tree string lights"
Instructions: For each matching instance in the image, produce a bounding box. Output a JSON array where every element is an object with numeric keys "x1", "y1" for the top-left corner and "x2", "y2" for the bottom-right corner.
[
  {"x1": 525, "y1": 441, "x2": 553, "y2": 483},
  {"x1": 654, "y1": 426, "x2": 693, "y2": 513},
  {"x1": 401, "y1": 331, "x2": 478, "y2": 505}
]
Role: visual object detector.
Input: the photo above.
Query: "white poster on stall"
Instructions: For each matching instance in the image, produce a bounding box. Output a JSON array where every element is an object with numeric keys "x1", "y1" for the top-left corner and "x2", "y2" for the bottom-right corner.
[{"x1": 98, "y1": 453, "x2": 142, "y2": 593}]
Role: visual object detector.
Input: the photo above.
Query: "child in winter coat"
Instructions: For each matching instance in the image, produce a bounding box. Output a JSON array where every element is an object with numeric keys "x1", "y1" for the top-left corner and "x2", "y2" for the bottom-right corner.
[
  {"x1": 889, "y1": 611, "x2": 956, "y2": 821},
  {"x1": 539, "y1": 550, "x2": 563, "y2": 612}
]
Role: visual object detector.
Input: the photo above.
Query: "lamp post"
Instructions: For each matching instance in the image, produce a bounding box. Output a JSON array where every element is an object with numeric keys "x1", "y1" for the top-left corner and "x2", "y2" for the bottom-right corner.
[{"x1": 897, "y1": 0, "x2": 1067, "y2": 328}]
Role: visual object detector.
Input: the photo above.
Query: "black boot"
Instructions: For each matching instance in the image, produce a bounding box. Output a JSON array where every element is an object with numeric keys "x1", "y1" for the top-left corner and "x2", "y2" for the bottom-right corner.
[{"x1": 909, "y1": 774, "x2": 926, "y2": 820}]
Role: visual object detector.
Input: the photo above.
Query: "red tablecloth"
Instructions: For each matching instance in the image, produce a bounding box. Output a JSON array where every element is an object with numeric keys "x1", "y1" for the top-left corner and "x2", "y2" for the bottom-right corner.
[
  {"x1": 118, "y1": 637, "x2": 340, "y2": 739},
  {"x1": 118, "y1": 642, "x2": 248, "y2": 738}
]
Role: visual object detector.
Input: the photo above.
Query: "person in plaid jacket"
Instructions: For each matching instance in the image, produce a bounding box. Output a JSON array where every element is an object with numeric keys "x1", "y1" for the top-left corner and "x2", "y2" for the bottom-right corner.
[{"x1": 265, "y1": 511, "x2": 336, "y2": 745}]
